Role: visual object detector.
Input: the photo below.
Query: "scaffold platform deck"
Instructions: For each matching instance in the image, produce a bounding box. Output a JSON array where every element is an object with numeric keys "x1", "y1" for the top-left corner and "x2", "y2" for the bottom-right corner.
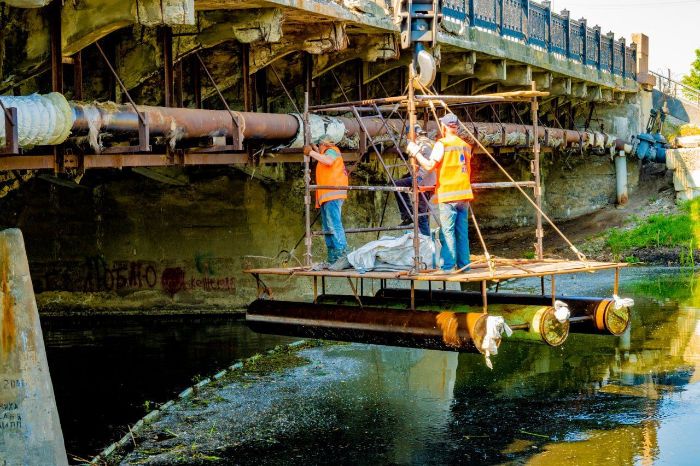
[{"x1": 246, "y1": 260, "x2": 626, "y2": 284}]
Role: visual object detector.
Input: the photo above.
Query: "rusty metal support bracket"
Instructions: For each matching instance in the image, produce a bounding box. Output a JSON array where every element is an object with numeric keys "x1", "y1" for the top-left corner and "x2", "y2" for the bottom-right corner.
[
  {"x1": 0, "y1": 103, "x2": 19, "y2": 155},
  {"x1": 194, "y1": 51, "x2": 244, "y2": 151},
  {"x1": 95, "y1": 41, "x2": 152, "y2": 154}
]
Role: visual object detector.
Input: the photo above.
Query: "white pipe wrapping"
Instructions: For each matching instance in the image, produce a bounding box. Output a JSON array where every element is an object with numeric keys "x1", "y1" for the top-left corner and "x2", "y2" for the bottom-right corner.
[
  {"x1": 0, "y1": 93, "x2": 74, "y2": 148},
  {"x1": 286, "y1": 113, "x2": 347, "y2": 148},
  {"x1": 1, "y1": 0, "x2": 51, "y2": 7}
]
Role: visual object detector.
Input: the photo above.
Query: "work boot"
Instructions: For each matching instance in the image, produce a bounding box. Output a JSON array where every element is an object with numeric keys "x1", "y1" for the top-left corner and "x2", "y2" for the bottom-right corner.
[{"x1": 329, "y1": 253, "x2": 350, "y2": 271}]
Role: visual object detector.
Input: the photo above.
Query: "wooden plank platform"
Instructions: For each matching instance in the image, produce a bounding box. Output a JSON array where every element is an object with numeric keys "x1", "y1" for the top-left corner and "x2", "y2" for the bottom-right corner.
[{"x1": 245, "y1": 259, "x2": 627, "y2": 284}]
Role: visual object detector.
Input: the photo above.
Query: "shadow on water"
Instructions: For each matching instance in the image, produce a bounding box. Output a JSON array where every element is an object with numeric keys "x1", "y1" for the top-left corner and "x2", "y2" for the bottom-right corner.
[
  {"x1": 40, "y1": 315, "x2": 295, "y2": 460},
  {"x1": 196, "y1": 269, "x2": 700, "y2": 465}
]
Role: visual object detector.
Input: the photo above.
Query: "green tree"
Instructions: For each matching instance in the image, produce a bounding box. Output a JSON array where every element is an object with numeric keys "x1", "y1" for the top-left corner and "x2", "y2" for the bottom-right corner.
[{"x1": 682, "y1": 49, "x2": 700, "y2": 91}]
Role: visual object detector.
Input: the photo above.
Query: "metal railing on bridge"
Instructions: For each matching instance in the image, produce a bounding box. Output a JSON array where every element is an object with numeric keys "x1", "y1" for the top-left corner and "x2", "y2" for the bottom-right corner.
[
  {"x1": 650, "y1": 70, "x2": 700, "y2": 110},
  {"x1": 441, "y1": 0, "x2": 637, "y2": 79}
]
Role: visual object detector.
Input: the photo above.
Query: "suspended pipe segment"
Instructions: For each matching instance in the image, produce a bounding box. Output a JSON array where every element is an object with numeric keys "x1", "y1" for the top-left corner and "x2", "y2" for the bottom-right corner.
[
  {"x1": 69, "y1": 102, "x2": 628, "y2": 152},
  {"x1": 373, "y1": 289, "x2": 631, "y2": 336},
  {"x1": 315, "y1": 295, "x2": 570, "y2": 346},
  {"x1": 247, "y1": 299, "x2": 490, "y2": 353}
]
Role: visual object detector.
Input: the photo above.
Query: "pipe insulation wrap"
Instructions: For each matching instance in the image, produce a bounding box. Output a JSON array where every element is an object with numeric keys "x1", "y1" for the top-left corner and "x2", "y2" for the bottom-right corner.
[
  {"x1": 2, "y1": 0, "x2": 51, "y2": 7},
  {"x1": 0, "y1": 93, "x2": 73, "y2": 147},
  {"x1": 287, "y1": 113, "x2": 346, "y2": 148}
]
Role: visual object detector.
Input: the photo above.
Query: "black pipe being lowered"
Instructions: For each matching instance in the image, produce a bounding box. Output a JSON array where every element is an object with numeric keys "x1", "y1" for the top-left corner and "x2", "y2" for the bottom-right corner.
[{"x1": 247, "y1": 299, "x2": 490, "y2": 353}]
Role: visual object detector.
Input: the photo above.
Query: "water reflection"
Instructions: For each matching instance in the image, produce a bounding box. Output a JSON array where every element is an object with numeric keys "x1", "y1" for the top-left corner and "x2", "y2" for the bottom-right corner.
[{"x1": 273, "y1": 270, "x2": 700, "y2": 465}]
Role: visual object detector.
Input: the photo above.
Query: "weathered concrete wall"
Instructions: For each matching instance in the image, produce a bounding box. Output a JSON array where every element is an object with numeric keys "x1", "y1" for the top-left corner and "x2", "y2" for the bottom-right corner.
[
  {"x1": 1, "y1": 167, "x2": 392, "y2": 312},
  {"x1": 0, "y1": 229, "x2": 68, "y2": 465}
]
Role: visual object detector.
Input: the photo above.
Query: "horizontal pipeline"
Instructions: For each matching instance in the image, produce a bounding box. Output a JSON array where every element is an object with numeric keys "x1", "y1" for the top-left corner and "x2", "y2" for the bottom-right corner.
[
  {"x1": 70, "y1": 102, "x2": 626, "y2": 152},
  {"x1": 247, "y1": 299, "x2": 488, "y2": 353},
  {"x1": 373, "y1": 289, "x2": 631, "y2": 336}
]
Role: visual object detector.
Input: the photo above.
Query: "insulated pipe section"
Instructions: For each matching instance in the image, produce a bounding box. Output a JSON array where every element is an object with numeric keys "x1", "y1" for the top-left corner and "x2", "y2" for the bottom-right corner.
[
  {"x1": 0, "y1": 93, "x2": 73, "y2": 148},
  {"x1": 3, "y1": 0, "x2": 50, "y2": 6},
  {"x1": 373, "y1": 289, "x2": 631, "y2": 336},
  {"x1": 247, "y1": 299, "x2": 488, "y2": 353},
  {"x1": 315, "y1": 295, "x2": 568, "y2": 346}
]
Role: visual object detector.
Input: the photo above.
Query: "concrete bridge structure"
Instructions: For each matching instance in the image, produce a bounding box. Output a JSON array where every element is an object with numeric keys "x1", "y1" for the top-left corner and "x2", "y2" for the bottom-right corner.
[{"x1": 2, "y1": 0, "x2": 645, "y2": 115}]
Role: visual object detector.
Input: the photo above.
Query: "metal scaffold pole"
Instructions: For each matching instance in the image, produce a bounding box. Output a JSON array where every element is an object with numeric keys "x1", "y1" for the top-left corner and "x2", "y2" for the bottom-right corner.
[
  {"x1": 304, "y1": 92, "x2": 313, "y2": 266},
  {"x1": 531, "y1": 81, "x2": 544, "y2": 261},
  {"x1": 408, "y1": 63, "x2": 419, "y2": 310}
]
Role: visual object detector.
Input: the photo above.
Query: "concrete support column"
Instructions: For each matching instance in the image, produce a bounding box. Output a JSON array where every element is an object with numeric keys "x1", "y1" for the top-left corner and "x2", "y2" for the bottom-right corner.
[{"x1": 0, "y1": 229, "x2": 68, "y2": 465}]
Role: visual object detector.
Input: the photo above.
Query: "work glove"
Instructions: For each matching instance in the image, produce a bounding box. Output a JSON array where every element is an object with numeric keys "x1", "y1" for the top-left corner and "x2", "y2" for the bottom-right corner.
[
  {"x1": 406, "y1": 141, "x2": 421, "y2": 158},
  {"x1": 303, "y1": 145, "x2": 312, "y2": 156}
]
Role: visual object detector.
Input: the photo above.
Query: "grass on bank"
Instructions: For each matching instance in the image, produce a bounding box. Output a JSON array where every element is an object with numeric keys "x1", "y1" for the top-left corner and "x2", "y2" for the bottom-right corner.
[{"x1": 607, "y1": 199, "x2": 700, "y2": 261}]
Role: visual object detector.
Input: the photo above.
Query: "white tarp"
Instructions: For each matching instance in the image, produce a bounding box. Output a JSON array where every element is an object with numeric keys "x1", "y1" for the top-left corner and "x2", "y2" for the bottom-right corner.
[{"x1": 347, "y1": 233, "x2": 436, "y2": 272}]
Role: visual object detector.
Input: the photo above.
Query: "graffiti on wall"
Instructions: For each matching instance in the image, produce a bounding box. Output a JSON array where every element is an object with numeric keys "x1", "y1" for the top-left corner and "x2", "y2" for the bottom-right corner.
[{"x1": 31, "y1": 254, "x2": 238, "y2": 296}]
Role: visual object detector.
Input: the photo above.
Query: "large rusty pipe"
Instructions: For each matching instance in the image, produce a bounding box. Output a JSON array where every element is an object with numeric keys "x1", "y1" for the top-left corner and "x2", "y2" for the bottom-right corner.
[
  {"x1": 373, "y1": 289, "x2": 631, "y2": 336},
  {"x1": 70, "y1": 102, "x2": 625, "y2": 151},
  {"x1": 247, "y1": 299, "x2": 488, "y2": 353},
  {"x1": 71, "y1": 103, "x2": 301, "y2": 140}
]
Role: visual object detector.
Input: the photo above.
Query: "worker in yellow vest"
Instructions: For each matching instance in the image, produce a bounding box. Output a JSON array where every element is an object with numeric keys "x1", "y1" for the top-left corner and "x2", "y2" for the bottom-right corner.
[
  {"x1": 304, "y1": 139, "x2": 349, "y2": 264},
  {"x1": 408, "y1": 113, "x2": 473, "y2": 272}
]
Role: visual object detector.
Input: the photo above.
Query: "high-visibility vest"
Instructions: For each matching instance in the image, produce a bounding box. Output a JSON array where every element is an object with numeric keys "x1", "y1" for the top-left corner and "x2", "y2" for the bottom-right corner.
[
  {"x1": 315, "y1": 145, "x2": 348, "y2": 207},
  {"x1": 435, "y1": 134, "x2": 473, "y2": 203}
]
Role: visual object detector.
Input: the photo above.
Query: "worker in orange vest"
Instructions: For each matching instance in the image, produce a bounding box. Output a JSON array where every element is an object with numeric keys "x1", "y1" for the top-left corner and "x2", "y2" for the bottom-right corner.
[
  {"x1": 304, "y1": 139, "x2": 349, "y2": 264},
  {"x1": 408, "y1": 113, "x2": 473, "y2": 272}
]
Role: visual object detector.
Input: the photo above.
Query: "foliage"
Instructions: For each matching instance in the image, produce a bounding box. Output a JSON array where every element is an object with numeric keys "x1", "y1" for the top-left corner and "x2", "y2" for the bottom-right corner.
[
  {"x1": 682, "y1": 49, "x2": 700, "y2": 91},
  {"x1": 606, "y1": 199, "x2": 700, "y2": 254}
]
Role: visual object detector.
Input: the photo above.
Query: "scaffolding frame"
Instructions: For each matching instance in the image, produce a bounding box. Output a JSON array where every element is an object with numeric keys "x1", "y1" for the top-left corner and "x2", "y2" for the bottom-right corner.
[
  {"x1": 254, "y1": 62, "x2": 626, "y2": 313},
  {"x1": 302, "y1": 80, "x2": 545, "y2": 260}
]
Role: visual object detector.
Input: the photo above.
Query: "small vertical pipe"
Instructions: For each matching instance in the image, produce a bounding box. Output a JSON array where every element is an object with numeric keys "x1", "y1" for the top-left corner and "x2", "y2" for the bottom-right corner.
[
  {"x1": 614, "y1": 267, "x2": 620, "y2": 296},
  {"x1": 303, "y1": 53, "x2": 313, "y2": 100},
  {"x1": 161, "y1": 26, "x2": 174, "y2": 107},
  {"x1": 304, "y1": 92, "x2": 313, "y2": 266},
  {"x1": 73, "y1": 51, "x2": 83, "y2": 100},
  {"x1": 615, "y1": 150, "x2": 628, "y2": 206},
  {"x1": 192, "y1": 56, "x2": 202, "y2": 109},
  {"x1": 481, "y1": 280, "x2": 488, "y2": 313},
  {"x1": 49, "y1": 0, "x2": 63, "y2": 93},
  {"x1": 411, "y1": 281, "x2": 416, "y2": 311},
  {"x1": 313, "y1": 276, "x2": 318, "y2": 303},
  {"x1": 356, "y1": 59, "x2": 366, "y2": 101},
  {"x1": 531, "y1": 81, "x2": 544, "y2": 260},
  {"x1": 241, "y1": 44, "x2": 252, "y2": 112},
  {"x1": 322, "y1": 276, "x2": 326, "y2": 295},
  {"x1": 551, "y1": 274, "x2": 556, "y2": 307},
  {"x1": 175, "y1": 60, "x2": 184, "y2": 108},
  {"x1": 541, "y1": 276, "x2": 545, "y2": 295},
  {"x1": 256, "y1": 69, "x2": 269, "y2": 113}
]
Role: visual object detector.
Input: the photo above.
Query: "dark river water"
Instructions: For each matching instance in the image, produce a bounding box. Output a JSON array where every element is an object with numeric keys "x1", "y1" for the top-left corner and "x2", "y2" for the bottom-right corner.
[
  {"x1": 42, "y1": 268, "x2": 700, "y2": 464},
  {"x1": 41, "y1": 315, "x2": 295, "y2": 461}
]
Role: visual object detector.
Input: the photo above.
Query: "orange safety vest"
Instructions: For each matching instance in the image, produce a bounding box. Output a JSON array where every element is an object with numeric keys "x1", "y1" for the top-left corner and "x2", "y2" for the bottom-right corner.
[
  {"x1": 315, "y1": 145, "x2": 348, "y2": 208},
  {"x1": 435, "y1": 134, "x2": 473, "y2": 203}
]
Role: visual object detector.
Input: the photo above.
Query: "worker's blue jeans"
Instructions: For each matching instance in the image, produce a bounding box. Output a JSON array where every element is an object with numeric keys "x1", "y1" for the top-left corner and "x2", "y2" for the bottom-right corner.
[
  {"x1": 320, "y1": 199, "x2": 347, "y2": 263},
  {"x1": 439, "y1": 201, "x2": 470, "y2": 271}
]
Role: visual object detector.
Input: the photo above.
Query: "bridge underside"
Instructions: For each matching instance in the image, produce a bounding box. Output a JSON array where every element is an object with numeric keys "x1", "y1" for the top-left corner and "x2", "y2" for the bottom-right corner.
[{"x1": 4, "y1": 0, "x2": 639, "y2": 103}]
